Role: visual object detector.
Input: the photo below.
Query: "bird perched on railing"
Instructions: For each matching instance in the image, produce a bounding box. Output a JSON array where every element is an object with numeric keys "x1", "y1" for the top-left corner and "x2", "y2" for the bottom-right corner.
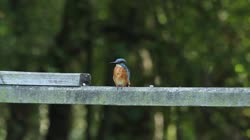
[{"x1": 110, "y1": 58, "x2": 130, "y2": 88}]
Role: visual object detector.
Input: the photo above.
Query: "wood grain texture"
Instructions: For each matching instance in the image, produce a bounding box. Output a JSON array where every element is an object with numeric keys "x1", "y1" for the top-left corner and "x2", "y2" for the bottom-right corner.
[
  {"x1": 0, "y1": 71, "x2": 91, "y2": 86},
  {"x1": 0, "y1": 86, "x2": 249, "y2": 106}
]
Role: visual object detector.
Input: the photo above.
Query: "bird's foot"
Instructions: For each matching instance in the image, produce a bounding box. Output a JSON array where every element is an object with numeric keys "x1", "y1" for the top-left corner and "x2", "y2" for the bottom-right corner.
[{"x1": 116, "y1": 86, "x2": 123, "y2": 90}]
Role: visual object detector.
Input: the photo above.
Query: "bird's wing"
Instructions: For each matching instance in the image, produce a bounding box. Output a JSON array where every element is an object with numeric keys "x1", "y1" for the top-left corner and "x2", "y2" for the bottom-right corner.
[{"x1": 120, "y1": 63, "x2": 130, "y2": 86}]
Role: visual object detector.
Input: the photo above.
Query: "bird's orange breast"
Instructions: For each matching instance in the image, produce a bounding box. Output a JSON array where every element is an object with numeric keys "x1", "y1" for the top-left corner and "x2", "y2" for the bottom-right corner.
[{"x1": 113, "y1": 65, "x2": 129, "y2": 86}]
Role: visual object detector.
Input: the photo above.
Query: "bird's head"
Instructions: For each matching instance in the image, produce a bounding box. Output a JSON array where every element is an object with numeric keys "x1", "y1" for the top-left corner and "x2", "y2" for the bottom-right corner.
[{"x1": 110, "y1": 58, "x2": 127, "y2": 64}]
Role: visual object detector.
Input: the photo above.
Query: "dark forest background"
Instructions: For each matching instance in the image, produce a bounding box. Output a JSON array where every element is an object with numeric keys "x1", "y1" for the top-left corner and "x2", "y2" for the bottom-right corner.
[{"x1": 0, "y1": 0, "x2": 250, "y2": 140}]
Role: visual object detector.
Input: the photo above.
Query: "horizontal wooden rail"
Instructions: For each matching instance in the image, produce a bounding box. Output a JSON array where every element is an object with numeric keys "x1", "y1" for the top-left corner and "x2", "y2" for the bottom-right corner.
[
  {"x1": 0, "y1": 86, "x2": 249, "y2": 106},
  {"x1": 0, "y1": 71, "x2": 91, "y2": 86}
]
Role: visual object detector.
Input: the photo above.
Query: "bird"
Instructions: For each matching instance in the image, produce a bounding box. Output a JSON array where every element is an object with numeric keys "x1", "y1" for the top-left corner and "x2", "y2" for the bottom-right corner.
[{"x1": 110, "y1": 58, "x2": 130, "y2": 88}]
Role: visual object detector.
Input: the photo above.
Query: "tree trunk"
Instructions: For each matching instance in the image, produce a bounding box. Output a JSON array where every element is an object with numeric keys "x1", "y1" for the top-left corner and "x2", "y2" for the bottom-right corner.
[
  {"x1": 46, "y1": 105, "x2": 72, "y2": 140},
  {"x1": 6, "y1": 104, "x2": 39, "y2": 140}
]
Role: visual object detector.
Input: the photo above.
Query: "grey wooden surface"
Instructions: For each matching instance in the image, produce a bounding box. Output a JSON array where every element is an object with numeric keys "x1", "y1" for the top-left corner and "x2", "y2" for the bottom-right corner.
[
  {"x1": 0, "y1": 71, "x2": 91, "y2": 86},
  {"x1": 0, "y1": 86, "x2": 249, "y2": 106}
]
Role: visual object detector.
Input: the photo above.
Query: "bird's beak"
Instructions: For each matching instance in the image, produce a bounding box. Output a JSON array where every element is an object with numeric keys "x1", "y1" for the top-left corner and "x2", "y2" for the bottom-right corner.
[{"x1": 110, "y1": 61, "x2": 116, "y2": 64}]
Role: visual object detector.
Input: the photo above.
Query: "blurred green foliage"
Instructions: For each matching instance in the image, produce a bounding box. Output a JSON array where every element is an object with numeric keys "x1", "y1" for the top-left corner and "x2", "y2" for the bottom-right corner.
[{"x1": 0, "y1": 0, "x2": 250, "y2": 140}]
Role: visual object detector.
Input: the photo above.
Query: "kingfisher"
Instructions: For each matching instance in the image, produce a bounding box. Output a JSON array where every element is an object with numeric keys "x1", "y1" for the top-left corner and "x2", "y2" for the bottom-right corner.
[{"x1": 110, "y1": 58, "x2": 131, "y2": 87}]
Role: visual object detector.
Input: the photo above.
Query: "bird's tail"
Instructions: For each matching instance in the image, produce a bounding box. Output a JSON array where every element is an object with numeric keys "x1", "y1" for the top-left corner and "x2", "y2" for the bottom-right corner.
[{"x1": 127, "y1": 81, "x2": 131, "y2": 87}]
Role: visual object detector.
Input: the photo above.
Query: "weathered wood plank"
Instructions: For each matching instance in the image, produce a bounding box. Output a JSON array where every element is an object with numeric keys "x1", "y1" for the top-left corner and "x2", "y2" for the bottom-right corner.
[
  {"x1": 0, "y1": 86, "x2": 249, "y2": 106},
  {"x1": 0, "y1": 71, "x2": 91, "y2": 86}
]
